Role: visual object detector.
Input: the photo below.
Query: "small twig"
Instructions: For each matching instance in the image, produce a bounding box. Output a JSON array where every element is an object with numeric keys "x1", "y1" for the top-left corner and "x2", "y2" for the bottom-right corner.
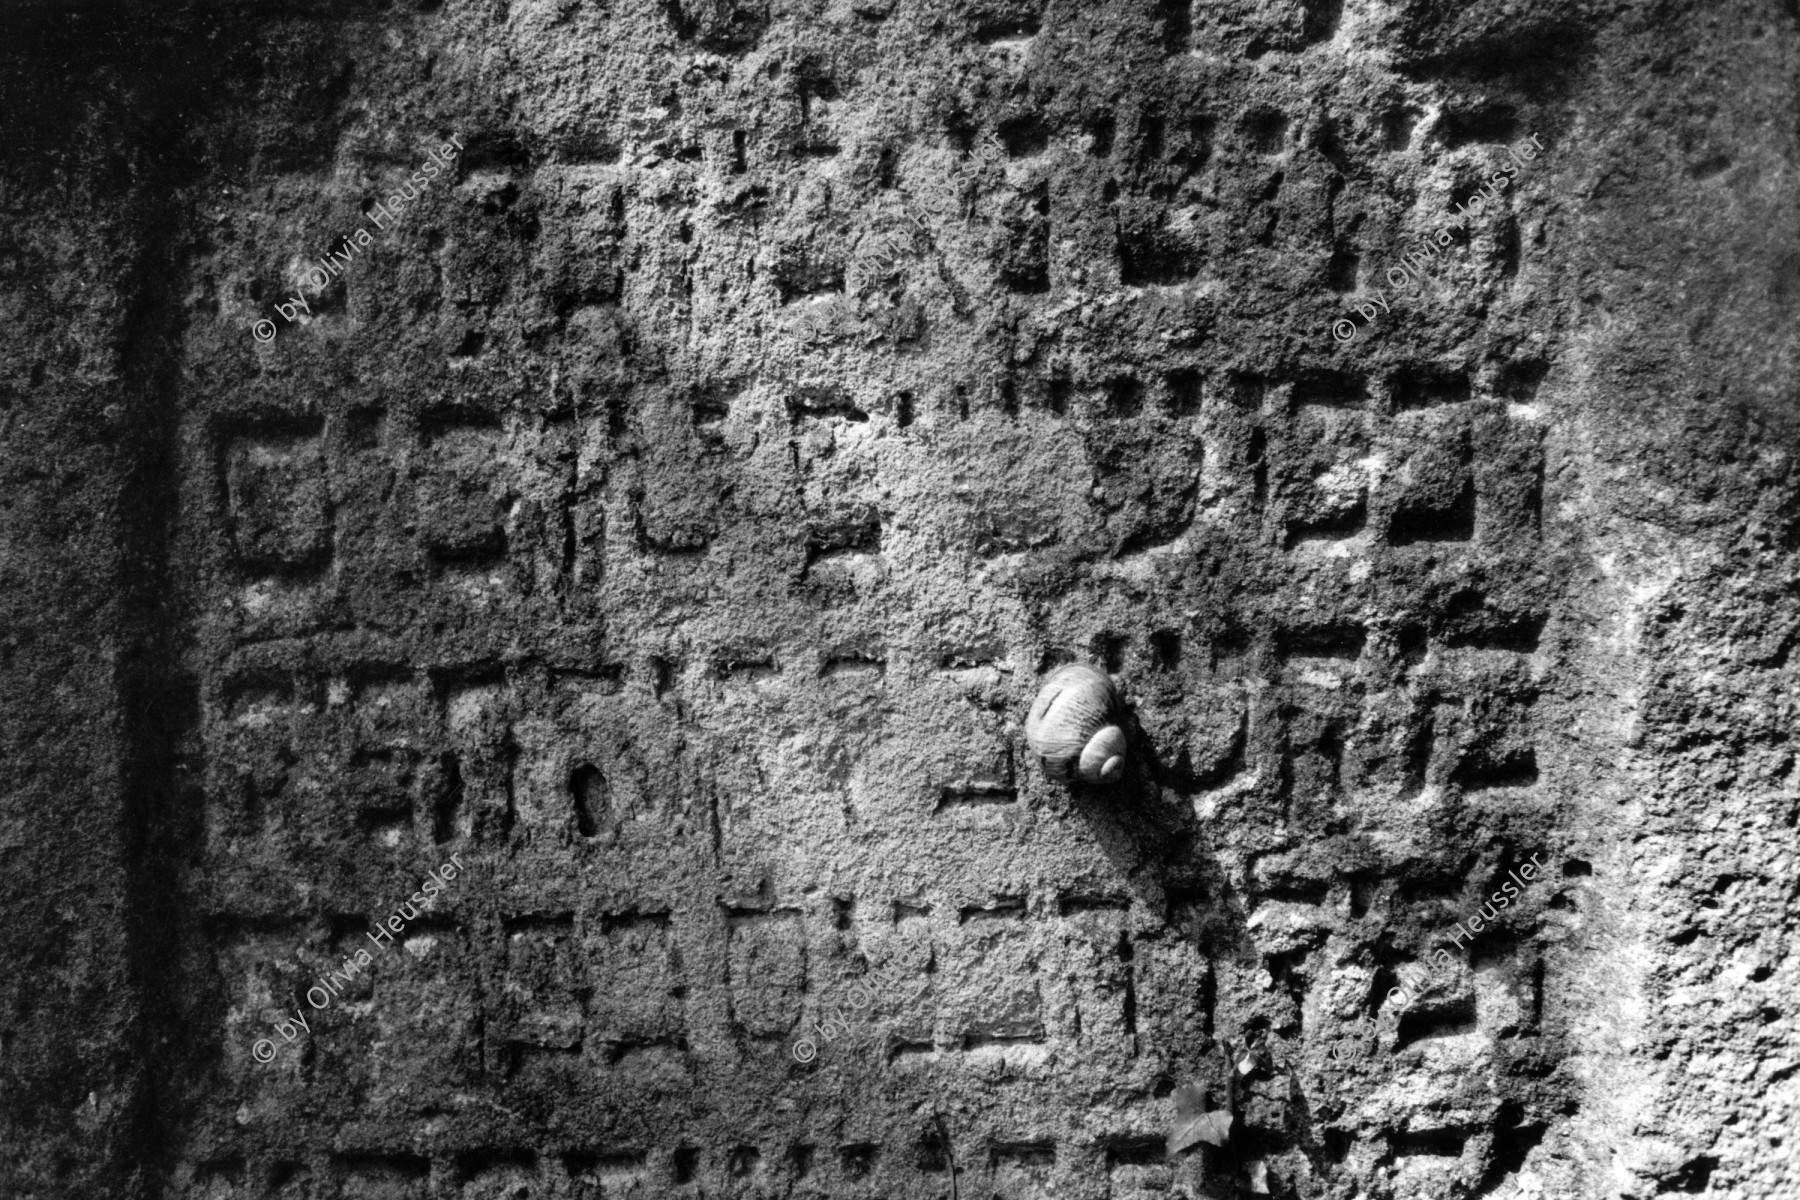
[
  {"x1": 933, "y1": 1108, "x2": 959, "y2": 1200},
  {"x1": 1223, "y1": 1036, "x2": 1242, "y2": 1125}
]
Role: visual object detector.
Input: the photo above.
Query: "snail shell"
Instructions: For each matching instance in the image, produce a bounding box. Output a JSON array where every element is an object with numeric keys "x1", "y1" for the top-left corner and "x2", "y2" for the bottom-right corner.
[{"x1": 1025, "y1": 663, "x2": 1127, "y2": 784}]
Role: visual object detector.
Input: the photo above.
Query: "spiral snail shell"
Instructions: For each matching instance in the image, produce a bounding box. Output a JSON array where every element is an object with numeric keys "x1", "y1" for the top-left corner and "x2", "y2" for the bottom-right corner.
[{"x1": 1025, "y1": 663, "x2": 1128, "y2": 784}]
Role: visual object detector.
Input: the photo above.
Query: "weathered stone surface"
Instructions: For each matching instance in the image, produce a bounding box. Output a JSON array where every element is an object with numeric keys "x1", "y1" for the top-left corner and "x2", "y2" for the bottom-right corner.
[{"x1": 1, "y1": 0, "x2": 1797, "y2": 1197}]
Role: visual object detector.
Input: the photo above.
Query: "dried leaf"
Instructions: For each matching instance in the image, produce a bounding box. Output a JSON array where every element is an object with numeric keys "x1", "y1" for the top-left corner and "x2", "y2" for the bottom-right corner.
[
  {"x1": 1234, "y1": 1031, "x2": 1269, "y2": 1076},
  {"x1": 1168, "y1": 1109, "x2": 1234, "y2": 1154},
  {"x1": 1172, "y1": 1083, "x2": 1208, "y2": 1118},
  {"x1": 1249, "y1": 1159, "x2": 1271, "y2": 1193},
  {"x1": 1167, "y1": 1085, "x2": 1234, "y2": 1154}
]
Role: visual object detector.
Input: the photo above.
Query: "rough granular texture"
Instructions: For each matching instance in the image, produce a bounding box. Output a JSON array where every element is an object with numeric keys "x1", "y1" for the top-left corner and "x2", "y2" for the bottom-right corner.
[{"x1": 1, "y1": 0, "x2": 1797, "y2": 1197}]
